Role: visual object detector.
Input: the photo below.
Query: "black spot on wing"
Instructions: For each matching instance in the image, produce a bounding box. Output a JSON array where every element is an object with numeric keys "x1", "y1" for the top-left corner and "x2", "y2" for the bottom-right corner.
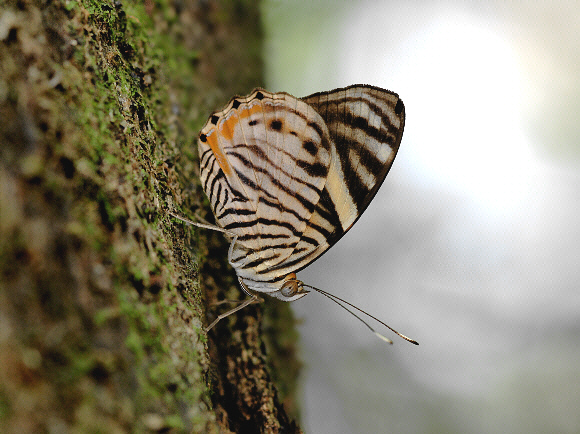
[
  {"x1": 269, "y1": 119, "x2": 282, "y2": 131},
  {"x1": 395, "y1": 98, "x2": 404, "y2": 115},
  {"x1": 303, "y1": 140, "x2": 317, "y2": 156}
]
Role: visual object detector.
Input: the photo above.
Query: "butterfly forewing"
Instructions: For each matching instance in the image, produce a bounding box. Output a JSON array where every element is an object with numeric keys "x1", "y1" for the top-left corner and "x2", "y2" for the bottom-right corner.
[{"x1": 198, "y1": 90, "x2": 333, "y2": 287}]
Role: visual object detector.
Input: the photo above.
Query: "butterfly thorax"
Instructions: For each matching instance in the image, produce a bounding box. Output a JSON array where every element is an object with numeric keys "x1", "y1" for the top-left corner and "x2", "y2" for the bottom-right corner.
[{"x1": 239, "y1": 272, "x2": 309, "y2": 302}]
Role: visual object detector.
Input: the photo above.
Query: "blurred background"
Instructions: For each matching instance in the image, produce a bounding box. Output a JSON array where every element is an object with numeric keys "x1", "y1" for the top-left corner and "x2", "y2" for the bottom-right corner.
[{"x1": 261, "y1": 1, "x2": 580, "y2": 433}]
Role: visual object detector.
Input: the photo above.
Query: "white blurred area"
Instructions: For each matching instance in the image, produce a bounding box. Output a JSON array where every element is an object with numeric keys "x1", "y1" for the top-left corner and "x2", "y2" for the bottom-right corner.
[{"x1": 262, "y1": 2, "x2": 580, "y2": 433}]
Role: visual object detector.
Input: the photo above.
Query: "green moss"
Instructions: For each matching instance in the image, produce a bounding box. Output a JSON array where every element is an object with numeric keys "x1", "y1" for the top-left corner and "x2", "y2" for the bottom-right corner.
[
  {"x1": 1, "y1": 0, "x2": 220, "y2": 430},
  {"x1": 0, "y1": 388, "x2": 11, "y2": 422},
  {"x1": 2, "y1": 0, "x2": 300, "y2": 431}
]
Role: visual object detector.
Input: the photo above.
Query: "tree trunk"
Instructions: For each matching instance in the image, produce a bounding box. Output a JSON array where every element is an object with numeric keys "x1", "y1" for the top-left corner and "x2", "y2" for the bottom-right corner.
[{"x1": 0, "y1": 1, "x2": 302, "y2": 432}]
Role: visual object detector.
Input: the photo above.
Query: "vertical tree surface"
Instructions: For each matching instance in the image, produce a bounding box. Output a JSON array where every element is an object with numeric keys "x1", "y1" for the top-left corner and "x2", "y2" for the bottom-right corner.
[{"x1": 0, "y1": 1, "x2": 301, "y2": 432}]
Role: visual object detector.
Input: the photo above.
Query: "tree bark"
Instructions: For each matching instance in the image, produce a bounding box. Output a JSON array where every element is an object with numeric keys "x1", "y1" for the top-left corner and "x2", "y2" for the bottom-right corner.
[{"x1": 0, "y1": 1, "x2": 302, "y2": 432}]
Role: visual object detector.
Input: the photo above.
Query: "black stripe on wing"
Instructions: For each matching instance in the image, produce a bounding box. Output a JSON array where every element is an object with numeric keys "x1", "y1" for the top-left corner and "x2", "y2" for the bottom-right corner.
[
  {"x1": 304, "y1": 84, "x2": 404, "y2": 216},
  {"x1": 299, "y1": 84, "x2": 405, "y2": 258}
]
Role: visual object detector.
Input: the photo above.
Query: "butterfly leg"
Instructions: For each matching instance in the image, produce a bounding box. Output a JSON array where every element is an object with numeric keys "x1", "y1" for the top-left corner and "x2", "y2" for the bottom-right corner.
[
  {"x1": 169, "y1": 211, "x2": 249, "y2": 267},
  {"x1": 168, "y1": 211, "x2": 235, "y2": 236},
  {"x1": 205, "y1": 278, "x2": 263, "y2": 331},
  {"x1": 203, "y1": 235, "x2": 264, "y2": 330},
  {"x1": 169, "y1": 211, "x2": 264, "y2": 330}
]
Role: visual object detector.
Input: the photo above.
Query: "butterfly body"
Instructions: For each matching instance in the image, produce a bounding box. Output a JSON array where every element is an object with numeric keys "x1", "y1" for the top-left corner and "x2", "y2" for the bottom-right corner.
[{"x1": 198, "y1": 85, "x2": 405, "y2": 301}]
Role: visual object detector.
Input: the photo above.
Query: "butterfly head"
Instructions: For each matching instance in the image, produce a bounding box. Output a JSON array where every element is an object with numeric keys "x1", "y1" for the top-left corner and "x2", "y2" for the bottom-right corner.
[{"x1": 276, "y1": 273, "x2": 309, "y2": 302}]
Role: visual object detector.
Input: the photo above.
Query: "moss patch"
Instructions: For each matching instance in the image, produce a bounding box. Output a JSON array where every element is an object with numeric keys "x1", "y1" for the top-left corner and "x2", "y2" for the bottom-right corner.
[
  {"x1": 1, "y1": 0, "x2": 301, "y2": 432},
  {"x1": 0, "y1": 0, "x2": 215, "y2": 431}
]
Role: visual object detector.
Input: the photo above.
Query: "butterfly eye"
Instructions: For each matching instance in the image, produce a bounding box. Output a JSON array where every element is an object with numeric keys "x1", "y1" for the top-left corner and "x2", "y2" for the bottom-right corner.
[{"x1": 280, "y1": 280, "x2": 300, "y2": 298}]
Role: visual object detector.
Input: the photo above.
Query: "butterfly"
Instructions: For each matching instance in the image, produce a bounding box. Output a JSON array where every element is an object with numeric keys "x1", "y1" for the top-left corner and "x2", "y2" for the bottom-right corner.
[{"x1": 171, "y1": 84, "x2": 416, "y2": 344}]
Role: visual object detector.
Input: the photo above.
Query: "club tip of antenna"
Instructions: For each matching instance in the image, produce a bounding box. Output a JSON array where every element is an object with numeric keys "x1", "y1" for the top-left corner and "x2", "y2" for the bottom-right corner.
[
  {"x1": 374, "y1": 332, "x2": 393, "y2": 345},
  {"x1": 399, "y1": 334, "x2": 419, "y2": 345}
]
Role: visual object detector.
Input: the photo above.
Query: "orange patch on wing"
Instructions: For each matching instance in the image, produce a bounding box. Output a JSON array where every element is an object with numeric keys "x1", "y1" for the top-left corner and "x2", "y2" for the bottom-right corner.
[
  {"x1": 218, "y1": 103, "x2": 263, "y2": 141},
  {"x1": 205, "y1": 130, "x2": 232, "y2": 177},
  {"x1": 209, "y1": 102, "x2": 264, "y2": 178},
  {"x1": 238, "y1": 102, "x2": 264, "y2": 120}
]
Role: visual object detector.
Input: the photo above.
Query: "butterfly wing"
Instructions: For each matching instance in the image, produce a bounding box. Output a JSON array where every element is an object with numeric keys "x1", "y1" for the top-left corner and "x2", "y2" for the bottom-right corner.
[
  {"x1": 198, "y1": 89, "x2": 332, "y2": 288},
  {"x1": 268, "y1": 85, "x2": 405, "y2": 275},
  {"x1": 198, "y1": 85, "x2": 404, "y2": 291}
]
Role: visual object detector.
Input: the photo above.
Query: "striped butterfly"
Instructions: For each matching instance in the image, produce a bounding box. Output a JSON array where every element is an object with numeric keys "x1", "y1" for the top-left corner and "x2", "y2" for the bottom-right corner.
[{"x1": 172, "y1": 84, "x2": 416, "y2": 344}]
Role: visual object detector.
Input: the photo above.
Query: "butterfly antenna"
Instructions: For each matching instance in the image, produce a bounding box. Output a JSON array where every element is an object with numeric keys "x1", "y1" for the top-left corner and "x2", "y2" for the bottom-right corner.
[{"x1": 303, "y1": 285, "x2": 418, "y2": 345}]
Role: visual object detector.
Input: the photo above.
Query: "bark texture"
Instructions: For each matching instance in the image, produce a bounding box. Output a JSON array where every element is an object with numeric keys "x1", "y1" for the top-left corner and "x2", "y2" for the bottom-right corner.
[{"x1": 0, "y1": 0, "x2": 301, "y2": 432}]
